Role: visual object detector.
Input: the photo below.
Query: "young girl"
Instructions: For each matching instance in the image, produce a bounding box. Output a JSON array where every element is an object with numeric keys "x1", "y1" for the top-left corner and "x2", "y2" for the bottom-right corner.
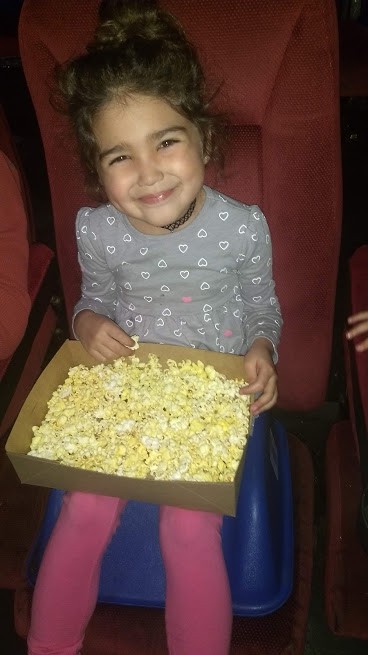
[{"x1": 28, "y1": 2, "x2": 282, "y2": 654}]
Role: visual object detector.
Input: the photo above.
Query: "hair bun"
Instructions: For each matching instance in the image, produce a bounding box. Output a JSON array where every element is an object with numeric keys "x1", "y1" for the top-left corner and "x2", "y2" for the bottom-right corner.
[{"x1": 90, "y1": 0, "x2": 174, "y2": 52}]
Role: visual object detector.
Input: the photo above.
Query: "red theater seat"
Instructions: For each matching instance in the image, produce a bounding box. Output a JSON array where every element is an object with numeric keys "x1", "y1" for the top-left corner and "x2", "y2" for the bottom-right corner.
[
  {"x1": 15, "y1": 1, "x2": 342, "y2": 652},
  {"x1": 325, "y1": 245, "x2": 368, "y2": 638},
  {"x1": 0, "y1": 104, "x2": 57, "y2": 588}
]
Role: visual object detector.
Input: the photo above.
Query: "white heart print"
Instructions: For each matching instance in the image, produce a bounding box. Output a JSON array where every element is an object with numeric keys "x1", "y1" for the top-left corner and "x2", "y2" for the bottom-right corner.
[
  {"x1": 239, "y1": 224, "x2": 247, "y2": 233},
  {"x1": 180, "y1": 271, "x2": 189, "y2": 279},
  {"x1": 219, "y1": 212, "x2": 229, "y2": 221},
  {"x1": 179, "y1": 244, "x2": 188, "y2": 253},
  {"x1": 140, "y1": 247, "x2": 148, "y2": 255},
  {"x1": 162, "y1": 308, "x2": 171, "y2": 316},
  {"x1": 141, "y1": 272, "x2": 150, "y2": 279},
  {"x1": 81, "y1": 225, "x2": 87, "y2": 234},
  {"x1": 197, "y1": 229, "x2": 207, "y2": 238},
  {"x1": 200, "y1": 282, "x2": 210, "y2": 290},
  {"x1": 107, "y1": 216, "x2": 115, "y2": 225},
  {"x1": 158, "y1": 259, "x2": 167, "y2": 268},
  {"x1": 198, "y1": 258, "x2": 207, "y2": 267},
  {"x1": 219, "y1": 241, "x2": 229, "y2": 250},
  {"x1": 124, "y1": 282, "x2": 132, "y2": 290},
  {"x1": 161, "y1": 285, "x2": 170, "y2": 292},
  {"x1": 123, "y1": 234, "x2": 132, "y2": 242},
  {"x1": 107, "y1": 246, "x2": 115, "y2": 254}
]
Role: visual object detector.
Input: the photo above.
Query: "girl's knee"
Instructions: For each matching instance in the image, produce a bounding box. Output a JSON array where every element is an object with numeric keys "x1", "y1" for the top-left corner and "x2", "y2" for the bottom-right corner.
[
  {"x1": 160, "y1": 506, "x2": 222, "y2": 551},
  {"x1": 62, "y1": 492, "x2": 123, "y2": 531}
]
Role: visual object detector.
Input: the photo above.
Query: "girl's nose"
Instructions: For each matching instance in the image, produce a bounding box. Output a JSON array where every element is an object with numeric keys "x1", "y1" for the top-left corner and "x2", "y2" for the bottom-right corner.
[{"x1": 136, "y1": 156, "x2": 163, "y2": 186}]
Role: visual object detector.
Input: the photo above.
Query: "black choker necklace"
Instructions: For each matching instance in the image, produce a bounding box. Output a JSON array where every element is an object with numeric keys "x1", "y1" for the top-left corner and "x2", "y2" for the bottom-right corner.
[{"x1": 163, "y1": 199, "x2": 196, "y2": 232}]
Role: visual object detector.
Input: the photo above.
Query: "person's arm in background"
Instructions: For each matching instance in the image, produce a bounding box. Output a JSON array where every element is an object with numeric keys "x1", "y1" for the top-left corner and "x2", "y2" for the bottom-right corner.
[
  {"x1": 0, "y1": 152, "x2": 30, "y2": 360},
  {"x1": 346, "y1": 311, "x2": 368, "y2": 353}
]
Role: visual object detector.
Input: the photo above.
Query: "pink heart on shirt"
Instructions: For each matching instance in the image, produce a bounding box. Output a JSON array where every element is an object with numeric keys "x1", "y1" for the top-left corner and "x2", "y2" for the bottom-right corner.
[
  {"x1": 182, "y1": 297, "x2": 192, "y2": 303},
  {"x1": 223, "y1": 329, "x2": 233, "y2": 337}
]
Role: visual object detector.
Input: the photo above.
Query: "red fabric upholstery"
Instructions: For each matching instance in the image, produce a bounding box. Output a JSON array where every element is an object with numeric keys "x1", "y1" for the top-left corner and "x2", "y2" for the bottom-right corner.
[
  {"x1": 0, "y1": 151, "x2": 30, "y2": 361},
  {"x1": 325, "y1": 421, "x2": 368, "y2": 638},
  {"x1": 18, "y1": 0, "x2": 342, "y2": 411},
  {"x1": 0, "y1": 103, "x2": 34, "y2": 241},
  {"x1": 0, "y1": 140, "x2": 56, "y2": 438},
  {"x1": 0, "y1": 110, "x2": 57, "y2": 587},
  {"x1": 324, "y1": 245, "x2": 368, "y2": 638}
]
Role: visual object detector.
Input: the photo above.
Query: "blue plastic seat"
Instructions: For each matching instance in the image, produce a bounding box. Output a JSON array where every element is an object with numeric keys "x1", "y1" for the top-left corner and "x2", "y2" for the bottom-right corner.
[{"x1": 27, "y1": 411, "x2": 293, "y2": 616}]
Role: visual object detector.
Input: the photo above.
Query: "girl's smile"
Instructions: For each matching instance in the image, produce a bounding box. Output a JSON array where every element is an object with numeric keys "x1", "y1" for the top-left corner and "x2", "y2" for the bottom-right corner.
[
  {"x1": 93, "y1": 94, "x2": 207, "y2": 234},
  {"x1": 139, "y1": 188, "x2": 175, "y2": 205}
]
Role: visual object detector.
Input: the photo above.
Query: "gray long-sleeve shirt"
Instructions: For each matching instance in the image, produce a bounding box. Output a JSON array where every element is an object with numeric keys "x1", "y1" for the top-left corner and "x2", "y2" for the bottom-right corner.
[{"x1": 74, "y1": 185, "x2": 282, "y2": 358}]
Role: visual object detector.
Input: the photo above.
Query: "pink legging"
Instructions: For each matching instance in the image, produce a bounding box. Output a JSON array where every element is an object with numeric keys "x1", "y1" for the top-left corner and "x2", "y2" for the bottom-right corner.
[{"x1": 27, "y1": 492, "x2": 232, "y2": 655}]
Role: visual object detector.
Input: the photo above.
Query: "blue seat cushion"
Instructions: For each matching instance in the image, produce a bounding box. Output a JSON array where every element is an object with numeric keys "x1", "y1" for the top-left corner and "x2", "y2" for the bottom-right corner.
[{"x1": 27, "y1": 412, "x2": 293, "y2": 616}]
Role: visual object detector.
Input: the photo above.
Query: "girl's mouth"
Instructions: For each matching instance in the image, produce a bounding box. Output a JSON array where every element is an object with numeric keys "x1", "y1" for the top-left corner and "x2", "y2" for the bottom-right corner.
[{"x1": 139, "y1": 189, "x2": 174, "y2": 205}]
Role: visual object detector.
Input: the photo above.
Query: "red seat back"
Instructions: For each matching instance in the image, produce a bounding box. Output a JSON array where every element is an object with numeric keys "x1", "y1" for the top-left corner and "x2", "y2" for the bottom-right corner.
[{"x1": 18, "y1": 0, "x2": 342, "y2": 410}]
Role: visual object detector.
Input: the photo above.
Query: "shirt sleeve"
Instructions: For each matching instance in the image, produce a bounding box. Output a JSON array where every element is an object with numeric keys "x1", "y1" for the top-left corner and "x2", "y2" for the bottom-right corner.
[
  {"x1": 0, "y1": 153, "x2": 30, "y2": 360},
  {"x1": 238, "y1": 205, "x2": 283, "y2": 362},
  {"x1": 72, "y1": 207, "x2": 117, "y2": 336}
]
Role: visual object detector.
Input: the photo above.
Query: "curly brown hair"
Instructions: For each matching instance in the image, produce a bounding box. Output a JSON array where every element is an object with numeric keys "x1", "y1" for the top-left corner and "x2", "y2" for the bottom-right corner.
[{"x1": 55, "y1": 0, "x2": 224, "y2": 194}]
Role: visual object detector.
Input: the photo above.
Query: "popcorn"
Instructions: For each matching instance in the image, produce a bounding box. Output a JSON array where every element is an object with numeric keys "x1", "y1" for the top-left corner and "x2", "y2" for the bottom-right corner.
[
  {"x1": 126, "y1": 334, "x2": 140, "y2": 351},
  {"x1": 28, "y1": 354, "x2": 250, "y2": 483}
]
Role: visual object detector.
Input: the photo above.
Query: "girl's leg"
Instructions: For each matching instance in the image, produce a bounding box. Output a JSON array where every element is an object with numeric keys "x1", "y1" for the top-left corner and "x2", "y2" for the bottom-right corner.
[
  {"x1": 159, "y1": 506, "x2": 232, "y2": 655},
  {"x1": 28, "y1": 491, "x2": 127, "y2": 655}
]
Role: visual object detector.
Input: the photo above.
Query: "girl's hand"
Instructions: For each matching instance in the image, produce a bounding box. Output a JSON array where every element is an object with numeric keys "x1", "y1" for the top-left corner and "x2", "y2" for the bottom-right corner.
[
  {"x1": 346, "y1": 311, "x2": 368, "y2": 353},
  {"x1": 240, "y1": 338, "x2": 278, "y2": 415},
  {"x1": 74, "y1": 310, "x2": 136, "y2": 362}
]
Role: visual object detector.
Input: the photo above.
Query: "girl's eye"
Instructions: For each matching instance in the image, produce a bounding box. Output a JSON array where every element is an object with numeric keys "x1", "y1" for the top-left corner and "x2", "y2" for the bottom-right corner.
[
  {"x1": 159, "y1": 139, "x2": 179, "y2": 149},
  {"x1": 109, "y1": 154, "x2": 129, "y2": 166}
]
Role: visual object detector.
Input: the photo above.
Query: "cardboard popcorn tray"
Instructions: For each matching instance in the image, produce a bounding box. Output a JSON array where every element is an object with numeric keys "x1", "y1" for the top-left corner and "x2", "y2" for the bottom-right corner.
[{"x1": 6, "y1": 340, "x2": 252, "y2": 516}]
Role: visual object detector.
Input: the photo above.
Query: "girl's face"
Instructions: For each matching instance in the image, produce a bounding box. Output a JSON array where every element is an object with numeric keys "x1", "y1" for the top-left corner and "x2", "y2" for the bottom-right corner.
[{"x1": 93, "y1": 93, "x2": 207, "y2": 233}]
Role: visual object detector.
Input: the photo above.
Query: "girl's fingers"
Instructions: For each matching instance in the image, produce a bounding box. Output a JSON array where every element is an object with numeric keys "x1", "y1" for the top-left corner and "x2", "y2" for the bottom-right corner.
[{"x1": 251, "y1": 388, "x2": 278, "y2": 415}]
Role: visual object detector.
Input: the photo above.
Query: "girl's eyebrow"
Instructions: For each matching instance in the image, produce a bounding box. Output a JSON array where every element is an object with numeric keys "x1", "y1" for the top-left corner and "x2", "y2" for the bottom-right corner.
[{"x1": 98, "y1": 126, "x2": 188, "y2": 162}]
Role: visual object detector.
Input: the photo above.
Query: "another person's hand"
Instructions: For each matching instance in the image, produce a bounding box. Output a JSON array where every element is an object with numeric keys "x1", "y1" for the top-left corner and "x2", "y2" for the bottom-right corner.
[
  {"x1": 346, "y1": 311, "x2": 368, "y2": 353},
  {"x1": 240, "y1": 338, "x2": 278, "y2": 415},
  {"x1": 74, "y1": 310, "x2": 136, "y2": 361}
]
